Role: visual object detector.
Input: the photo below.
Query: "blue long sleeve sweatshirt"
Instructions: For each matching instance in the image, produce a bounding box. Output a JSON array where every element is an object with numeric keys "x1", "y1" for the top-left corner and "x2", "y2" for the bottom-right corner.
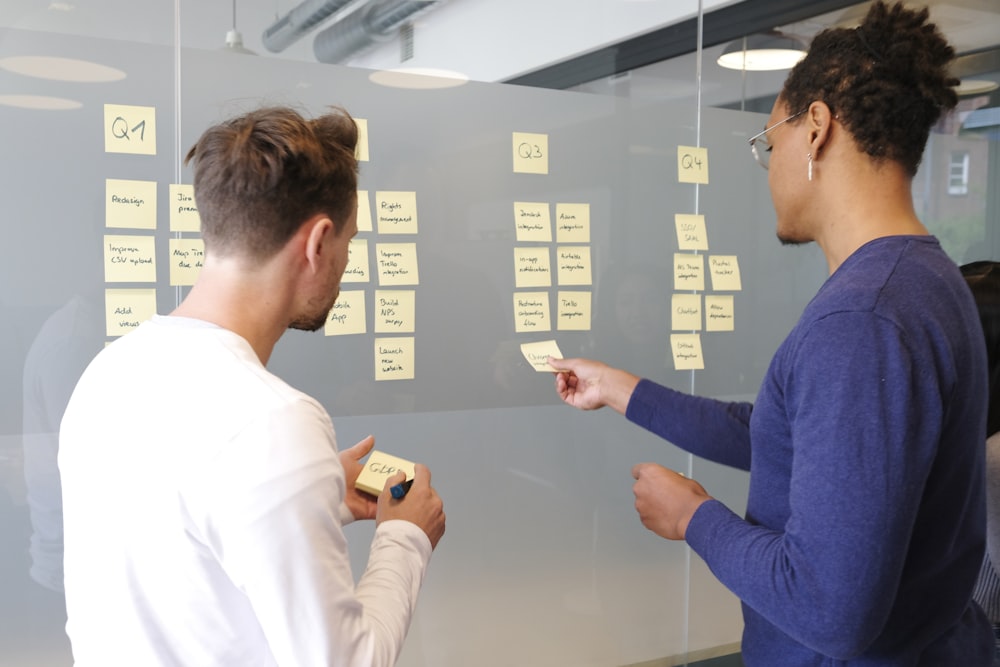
[{"x1": 626, "y1": 236, "x2": 993, "y2": 665}]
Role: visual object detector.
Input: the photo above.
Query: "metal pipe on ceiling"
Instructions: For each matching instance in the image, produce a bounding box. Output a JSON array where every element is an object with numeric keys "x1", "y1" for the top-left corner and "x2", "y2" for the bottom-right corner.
[
  {"x1": 261, "y1": 0, "x2": 365, "y2": 53},
  {"x1": 313, "y1": 0, "x2": 443, "y2": 64}
]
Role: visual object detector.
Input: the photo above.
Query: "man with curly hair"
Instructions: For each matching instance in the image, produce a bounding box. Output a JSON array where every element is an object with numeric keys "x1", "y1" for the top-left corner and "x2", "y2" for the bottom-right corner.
[{"x1": 550, "y1": 3, "x2": 994, "y2": 664}]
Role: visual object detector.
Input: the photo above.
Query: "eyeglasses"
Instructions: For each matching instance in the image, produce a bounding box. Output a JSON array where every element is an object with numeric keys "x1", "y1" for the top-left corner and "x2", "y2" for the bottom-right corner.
[{"x1": 748, "y1": 109, "x2": 807, "y2": 169}]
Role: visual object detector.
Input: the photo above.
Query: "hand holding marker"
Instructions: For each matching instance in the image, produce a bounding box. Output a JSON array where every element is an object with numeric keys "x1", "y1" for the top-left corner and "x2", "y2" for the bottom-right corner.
[{"x1": 391, "y1": 478, "x2": 414, "y2": 499}]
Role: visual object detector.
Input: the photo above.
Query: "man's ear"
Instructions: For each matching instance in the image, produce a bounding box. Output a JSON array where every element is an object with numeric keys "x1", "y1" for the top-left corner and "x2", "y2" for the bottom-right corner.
[
  {"x1": 302, "y1": 215, "x2": 334, "y2": 273},
  {"x1": 806, "y1": 101, "x2": 834, "y2": 158}
]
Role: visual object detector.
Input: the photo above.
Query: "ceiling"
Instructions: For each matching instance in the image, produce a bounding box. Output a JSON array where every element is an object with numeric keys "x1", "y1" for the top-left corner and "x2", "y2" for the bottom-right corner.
[
  {"x1": 1, "y1": 0, "x2": 998, "y2": 110},
  {"x1": 569, "y1": 0, "x2": 1000, "y2": 110}
]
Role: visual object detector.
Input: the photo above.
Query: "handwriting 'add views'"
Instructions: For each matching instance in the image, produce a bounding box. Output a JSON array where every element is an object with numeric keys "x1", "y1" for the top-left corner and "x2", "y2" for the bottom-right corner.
[{"x1": 105, "y1": 288, "x2": 156, "y2": 337}]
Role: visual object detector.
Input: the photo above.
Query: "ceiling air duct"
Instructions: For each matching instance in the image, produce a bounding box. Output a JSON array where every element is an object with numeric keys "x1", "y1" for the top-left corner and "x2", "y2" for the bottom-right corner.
[
  {"x1": 313, "y1": 0, "x2": 442, "y2": 64},
  {"x1": 262, "y1": 0, "x2": 364, "y2": 53}
]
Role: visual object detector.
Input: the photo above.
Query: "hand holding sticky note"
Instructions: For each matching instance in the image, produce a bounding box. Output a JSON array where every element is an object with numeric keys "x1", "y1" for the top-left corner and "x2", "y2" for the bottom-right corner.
[
  {"x1": 356, "y1": 450, "x2": 416, "y2": 497},
  {"x1": 520, "y1": 339, "x2": 564, "y2": 371}
]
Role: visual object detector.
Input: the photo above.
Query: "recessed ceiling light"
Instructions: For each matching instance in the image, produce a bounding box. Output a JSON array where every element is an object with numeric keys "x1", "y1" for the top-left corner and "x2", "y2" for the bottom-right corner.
[
  {"x1": 717, "y1": 32, "x2": 808, "y2": 72},
  {"x1": 955, "y1": 79, "x2": 1000, "y2": 96},
  {"x1": 0, "y1": 56, "x2": 125, "y2": 83},
  {"x1": 369, "y1": 68, "x2": 469, "y2": 90},
  {"x1": 0, "y1": 94, "x2": 82, "y2": 110}
]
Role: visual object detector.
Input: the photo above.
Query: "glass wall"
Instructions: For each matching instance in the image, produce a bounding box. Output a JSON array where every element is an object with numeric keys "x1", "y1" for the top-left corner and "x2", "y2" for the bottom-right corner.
[{"x1": 1, "y1": 2, "x2": 996, "y2": 666}]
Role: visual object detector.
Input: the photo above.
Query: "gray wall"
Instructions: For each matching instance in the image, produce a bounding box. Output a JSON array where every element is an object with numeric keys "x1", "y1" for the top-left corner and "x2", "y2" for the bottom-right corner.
[{"x1": 0, "y1": 28, "x2": 827, "y2": 666}]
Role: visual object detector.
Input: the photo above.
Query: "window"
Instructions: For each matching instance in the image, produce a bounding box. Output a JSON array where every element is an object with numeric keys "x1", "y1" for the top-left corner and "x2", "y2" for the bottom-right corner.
[{"x1": 949, "y1": 151, "x2": 970, "y2": 195}]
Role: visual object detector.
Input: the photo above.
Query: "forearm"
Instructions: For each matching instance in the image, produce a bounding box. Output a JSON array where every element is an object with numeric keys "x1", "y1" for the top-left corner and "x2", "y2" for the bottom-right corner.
[
  {"x1": 600, "y1": 366, "x2": 641, "y2": 414},
  {"x1": 625, "y1": 379, "x2": 753, "y2": 469},
  {"x1": 355, "y1": 521, "x2": 433, "y2": 665}
]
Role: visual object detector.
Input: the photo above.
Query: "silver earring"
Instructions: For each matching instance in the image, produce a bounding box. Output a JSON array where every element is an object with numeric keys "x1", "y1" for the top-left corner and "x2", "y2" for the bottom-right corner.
[{"x1": 807, "y1": 153, "x2": 813, "y2": 181}]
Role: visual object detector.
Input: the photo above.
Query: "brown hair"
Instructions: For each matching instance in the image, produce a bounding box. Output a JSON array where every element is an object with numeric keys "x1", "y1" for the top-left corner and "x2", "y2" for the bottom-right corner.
[
  {"x1": 780, "y1": 1, "x2": 958, "y2": 176},
  {"x1": 184, "y1": 106, "x2": 358, "y2": 261}
]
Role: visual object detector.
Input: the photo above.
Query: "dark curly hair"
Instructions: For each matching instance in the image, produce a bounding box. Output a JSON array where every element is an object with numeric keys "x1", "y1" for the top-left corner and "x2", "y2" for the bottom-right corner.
[
  {"x1": 184, "y1": 105, "x2": 359, "y2": 261},
  {"x1": 780, "y1": 1, "x2": 958, "y2": 176}
]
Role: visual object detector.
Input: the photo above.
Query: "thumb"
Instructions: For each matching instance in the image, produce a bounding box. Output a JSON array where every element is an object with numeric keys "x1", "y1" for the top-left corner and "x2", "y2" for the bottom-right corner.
[
  {"x1": 352, "y1": 434, "x2": 376, "y2": 458},
  {"x1": 548, "y1": 355, "x2": 572, "y2": 372}
]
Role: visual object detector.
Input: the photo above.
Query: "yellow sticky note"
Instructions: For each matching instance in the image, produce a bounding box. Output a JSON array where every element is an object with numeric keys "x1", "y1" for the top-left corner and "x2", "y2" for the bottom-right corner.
[
  {"x1": 520, "y1": 339, "x2": 564, "y2": 372},
  {"x1": 556, "y1": 246, "x2": 592, "y2": 286},
  {"x1": 105, "y1": 288, "x2": 156, "y2": 337},
  {"x1": 513, "y1": 202, "x2": 551, "y2": 242},
  {"x1": 677, "y1": 145, "x2": 709, "y2": 184},
  {"x1": 376, "y1": 243, "x2": 419, "y2": 286},
  {"x1": 356, "y1": 450, "x2": 415, "y2": 496},
  {"x1": 671, "y1": 293, "x2": 702, "y2": 331},
  {"x1": 169, "y1": 184, "x2": 200, "y2": 232},
  {"x1": 705, "y1": 294, "x2": 735, "y2": 332},
  {"x1": 555, "y1": 203, "x2": 590, "y2": 243},
  {"x1": 514, "y1": 247, "x2": 552, "y2": 288},
  {"x1": 375, "y1": 336, "x2": 415, "y2": 381},
  {"x1": 104, "y1": 234, "x2": 156, "y2": 283},
  {"x1": 357, "y1": 190, "x2": 373, "y2": 232},
  {"x1": 106, "y1": 178, "x2": 157, "y2": 229},
  {"x1": 343, "y1": 239, "x2": 370, "y2": 283},
  {"x1": 168, "y1": 238, "x2": 204, "y2": 286},
  {"x1": 674, "y1": 253, "x2": 705, "y2": 291},
  {"x1": 557, "y1": 291, "x2": 591, "y2": 331},
  {"x1": 374, "y1": 290, "x2": 416, "y2": 333},
  {"x1": 709, "y1": 255, "x2": 742, "y2": 291},
  {"x1": 513, "y1": 132, "x2": 548, "y2": 174},
  {"x1": 355, "y1": 118, "x2": 369, "y2": 162},
  {"x1": 325, "y1": 290, "x2": 367, "y2": 336},
  {"x1": 376, "y1": 191, "x2": 418, "y2": 235},
  {"x1": 675, "y1": 214, "x2": 708, "y2": 251},
  {"x1": 514, "y1": 292, "x2": 551, "y2": 333},
  {"x1": 670, "y1": 333, "x2": 704, "y2": 370},
  {"x1": 104, "y1": 104, "x2": 156, "y2": 155}
]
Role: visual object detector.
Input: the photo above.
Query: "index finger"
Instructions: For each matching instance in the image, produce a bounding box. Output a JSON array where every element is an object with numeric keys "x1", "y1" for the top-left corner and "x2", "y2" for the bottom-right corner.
[{"x1": 411, "y1": 463, "x2": 431, "y2": 488}]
